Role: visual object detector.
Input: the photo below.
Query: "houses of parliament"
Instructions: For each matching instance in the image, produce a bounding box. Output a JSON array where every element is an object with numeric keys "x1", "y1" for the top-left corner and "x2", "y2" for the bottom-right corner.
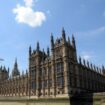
[{"x1": 0, "y1": 28, "x2": 105, "y2": 98}]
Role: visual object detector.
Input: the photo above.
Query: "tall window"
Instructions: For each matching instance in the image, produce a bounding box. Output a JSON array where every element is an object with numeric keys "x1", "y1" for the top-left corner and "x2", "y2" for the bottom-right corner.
[
  {"x1": 49, "y1": 79, "x2": 52, "y2": 87},
  {"x1": 43, "y1": 68, "x2": 47, "y2": 77},
  {"x1": 40, "y1": 68, "x2": 42, "y2": 79},
  {"x1": 57, "y1": 77, "x2": 64, "y2": 87},
  {"x1": 39, "y1": 81, "x2": 42, "y2": 89},
  {"x1": 31, "y1": 69, "x2": 36, "y2": 80},
  {"x1": 56, "y1": 62, "x2": 63, "y2": 73},
  {"x1": 31, "y1": 82, "x2": 36, "y2": 89},
  {"x1": 44, "y1": 80, "x2": 47, "y2": 88},
  {"x1": 49, "y1": 67, "x2": 52, "y2": 77},
  {"x1": 69, "y1": 63, "x2": 74, "y2": 73}
]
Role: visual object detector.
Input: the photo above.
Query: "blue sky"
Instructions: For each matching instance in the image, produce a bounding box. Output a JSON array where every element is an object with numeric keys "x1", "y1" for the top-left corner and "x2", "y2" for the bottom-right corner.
[{"x1": 0, "y1": 0, "x2": 105, "y2": 74}]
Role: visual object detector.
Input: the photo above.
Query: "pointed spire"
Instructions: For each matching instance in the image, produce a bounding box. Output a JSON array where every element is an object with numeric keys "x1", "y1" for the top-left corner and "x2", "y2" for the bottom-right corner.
[
  {"x1": 3, "y1": 66, "x2": 6, "y2": 71},
  {"x1": 15, "y1": 58, "x2": 17, "y2": 65},
  {"x1": 43, "y1": 48, "x2": 45, "y2": 54},
  {"x1": 96, "y1": 67, "x2": 99, "y2": 73},
  {"x1": 68, "y1": 36, "x2": 71, "y2": 45},
  {"x1": 72, "y1": 34, "x2": 76, "y2": 49},
  {"x1": 26, "y1": 69, "x2": 28, "y2": 74},
  {"x1": 22, "y1": 70, "x2": 24, "y2": 75},
  {"x1": 33, "y1": 50, "x2": 36, "y2": 54},
  {"x1": 29, "y1": 46, "x2": 32, "y2": 56},
  {"x1": 99, "y1": 68, "x2": 102, "y2": 74},
  {"x1": 0, "y1": 66, "x2": 2, "y2": 70},
  {"x1": 62, "y1": 27, "x2": 66, "y2": 42},
  {"x1": 90, "y1": 63, "x2": 93, "y2": 69},
  {"x1": 83, "y1": 59, "x2": 86, "y2": 66},
  {"x1": 12, "y1": 58, "x2": 20, "y2": 77},
  {"x1": 102, "y1": 65, "x2": 105, "y2": 70},
  {"x1": 102, "y1": 65, "x2": 105, "y2": 74},
  {"x1": 42, "y1": 48, "x2": 45, "y2": 61},
  {"x1": 14, "y1": 58, "x2": 18, "y2": 69},
  {"x1": 51, "y1": 33, "x2": 54, "y2": 50},
  {"x1": 36, "y1": 41, "x2": 40, "y2": 52},
  {"x1": 93, "y1": 65, "x2": 96, "y2": 71},
  {"x1": 8, "y1": 67, "x2": 9, "y2": 78},
  {"x1": 79, "y1": 56, "x2": 82, "y2": 64},
  {"x1": 47, "y1": 47, "x2": 50, "y2": 57},
  {"x1": 87, "y1": 61, "x2": 89, "y2": 68},
  {"x1": 8, "y1": 67, "x2": 9, "y2": 73}
]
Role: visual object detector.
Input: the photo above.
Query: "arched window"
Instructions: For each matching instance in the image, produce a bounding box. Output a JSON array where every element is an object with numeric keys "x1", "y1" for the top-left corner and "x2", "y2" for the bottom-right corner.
[
  {"x1": 31, "y1": 68, "x2": 36, "y2": 80},
  {"x1": 56, "y1": 62, "x2": 64, "y2": 73}
]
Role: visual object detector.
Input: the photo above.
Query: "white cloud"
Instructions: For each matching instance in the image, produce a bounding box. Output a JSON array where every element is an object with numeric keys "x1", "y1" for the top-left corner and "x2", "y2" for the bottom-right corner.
[
  {"x1": 13, "y1": 0, "x2": 46, "y2": 27},
  {"x1": 82, "y1": 55, "x2": 91, "y2": 60},
  {"x1": 24, "y1": 0, "x2": 33, "y2": 7},
  {"x1": 80, "y1": 51, "x2": 93, "y2": 61}
]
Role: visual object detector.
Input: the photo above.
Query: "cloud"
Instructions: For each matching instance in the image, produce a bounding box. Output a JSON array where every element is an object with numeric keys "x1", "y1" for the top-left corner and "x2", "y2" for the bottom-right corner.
[
  {"x1": 13, "y1": 0, "x2": 46, "y2": 27},
  {"x1": 80, "y1": 51, "x2": 93, "y2": 61},
  {"x1": 24, "y1": 0, "x2": 33, "y2": 7},
  {"x1": 76, "y1": 26, "x2": 105, "y2": 36},
  {"x1": 82, "y1": 55, "x2": 91, "y2": 60}
]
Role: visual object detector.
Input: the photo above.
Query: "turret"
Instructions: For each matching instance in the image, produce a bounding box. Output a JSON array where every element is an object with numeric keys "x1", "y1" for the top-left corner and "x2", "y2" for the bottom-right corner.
[
  {"x1": 0, "y1": 66, "x2": 2, "y2": 71},
  {"x1": 90, "y1": 63, "x2": 93, "y2": 70},
  {"x1": 12, "y1": 58, "x2": 20, "y2": 77},
  {"x1": 62, "y1": 27, "x2": 66, "y2": 43},
  {"x1": 8, "y1": 67, "x2": 9, "y2": 73},
  {"x1": 26, "y1": 69, "x2": 28, "y2": 75},
  {"x1": 87, "y1": 61, "x2": 90, "y2": 68},
  {"x1": 83, "y1": 59, "x2": 86, "y2": 66},
  {"x1": 3, "y1": 66, "x2": 6, "y2": 71},
  {"x1": 22, "y1": 70, "x2": 24, "y2": 76},
  {"x1": 42, "y1": 48, "x2": 45, "y2": 62},
  {"x1": 8, "y1": 67, "x2": 9, "y2": 78},
  {"x1": 93, "y1": 65, "x2": 96, "y2": 71},
  {"x1": 102, "y1": 65, "x2": 105, "y2": 71},
  {"x1": 29, "y1": 46, "x2": 32, "y2": 56},
  {"x1": 72, "y1": 34, "x2": 76, "y2": 49},
  {"x1": 79, "y1": 56, "x2": 82, "y2": 64},
  {"x1": 51, "y1": 33, "x2": 54, "y2": 50},
  {"x1": 68, "y1": 36, "x2": 71, "y2": 46},
  {"x1": 102, "y1": 65, "x2": 105, "y2": 74},
  {"x1": 47, "y1": 47, "x2": 50, "y2": 57},
  {"x1": 36, "y1": 41, "x2": 40, "y2": 52}
]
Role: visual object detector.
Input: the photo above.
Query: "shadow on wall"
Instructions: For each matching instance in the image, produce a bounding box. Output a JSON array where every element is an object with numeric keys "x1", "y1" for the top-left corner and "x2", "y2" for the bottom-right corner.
[{"x1": 69, "y1": 93, "x2": 93, "y2": 105}]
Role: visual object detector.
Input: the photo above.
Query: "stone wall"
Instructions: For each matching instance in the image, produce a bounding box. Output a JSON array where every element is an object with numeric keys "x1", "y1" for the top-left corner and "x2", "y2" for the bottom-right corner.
[
  {"x1": 0, "y1": 96, "x2": 70, "y2": 105},
  {"x1": 0, "y1": 102, "x2": 70, "y2": 105},
  {"x1": 0, "y1": 93, "x2": 105, "y2": 105}
]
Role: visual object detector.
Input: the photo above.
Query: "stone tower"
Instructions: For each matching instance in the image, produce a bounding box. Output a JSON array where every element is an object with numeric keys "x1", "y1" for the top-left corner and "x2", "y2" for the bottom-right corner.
[
  {"x1": 12, "y1": 58, "x2": 20, "y2": 77},
  {"x1": 0, "y1": 66, "x2": 9, "y2": 81},
  {"x1": 29, "y1": 28, "x2": 78, "y2": 97},
  {"x1": 29, "y1": 42, "x2": 44, "y2": 96}
]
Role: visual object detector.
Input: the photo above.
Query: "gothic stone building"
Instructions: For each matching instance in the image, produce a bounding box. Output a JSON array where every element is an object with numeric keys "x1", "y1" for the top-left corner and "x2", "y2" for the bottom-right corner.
[
  {"x1": 0, "y1": 28, "x2": 105, "y2": 98},
  {"x1": 0, "y1": 59, "x2": 29, "y2": 96}
]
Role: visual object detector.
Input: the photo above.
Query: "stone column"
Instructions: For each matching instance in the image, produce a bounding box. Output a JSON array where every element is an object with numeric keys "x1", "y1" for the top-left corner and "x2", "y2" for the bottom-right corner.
[
  {"x1": 63, "y1": 57, "x2": 69, "y2": 95},
  {"x1": 47, "y1": 61, "x2": 50, "y2": 97},
  {"x1": 36, "y1": 65, "x2": 40, "y2": 97},
  {"x1": 51, "y1": 59, "x2": 56, "y2": 97}
]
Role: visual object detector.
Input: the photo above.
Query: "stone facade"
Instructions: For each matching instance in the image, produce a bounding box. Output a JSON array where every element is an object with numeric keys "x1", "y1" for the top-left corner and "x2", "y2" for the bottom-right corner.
[
  {"x1": 0, "y1": 28, "x2": 105, "y2": 98},
  {"x1": 0, "y1": 59, "x2": 29, "y2": 96}
]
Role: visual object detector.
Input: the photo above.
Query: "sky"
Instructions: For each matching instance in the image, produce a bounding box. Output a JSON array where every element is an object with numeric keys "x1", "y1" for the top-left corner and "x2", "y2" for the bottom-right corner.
[{"x1": 0, "y1": 0, "x2": 105, "y2": 74}]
